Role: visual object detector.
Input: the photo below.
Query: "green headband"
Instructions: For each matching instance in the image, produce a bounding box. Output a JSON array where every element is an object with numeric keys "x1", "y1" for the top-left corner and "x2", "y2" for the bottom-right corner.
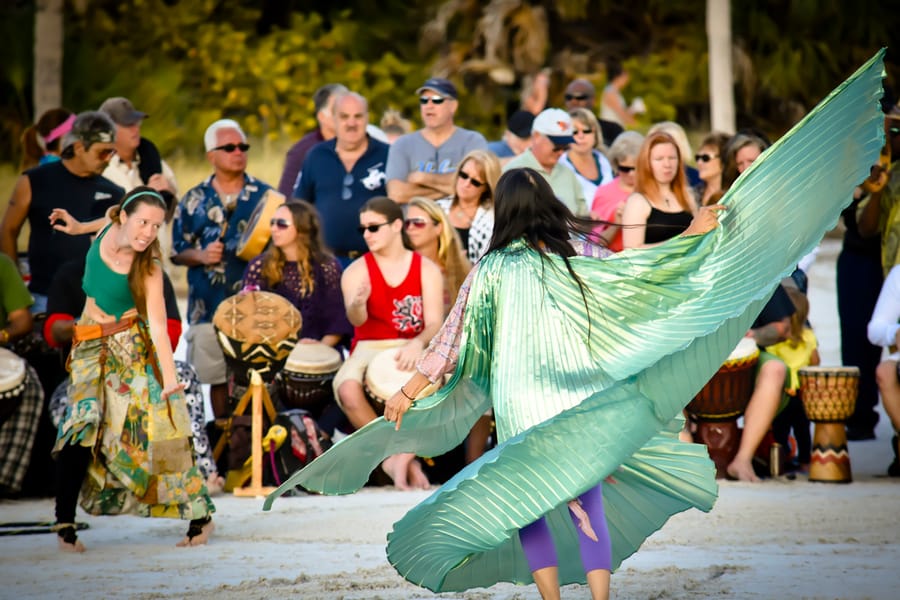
[{"x1": 121, "y1": 189, "x2": 165, "y2": 210}]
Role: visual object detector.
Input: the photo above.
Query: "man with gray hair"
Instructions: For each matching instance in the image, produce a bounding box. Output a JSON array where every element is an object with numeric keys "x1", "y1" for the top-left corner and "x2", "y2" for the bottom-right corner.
[
  {"x1": 170, "y1": 118, "x2": 273, "y2": 419},
  {"x1": 294, "y1": 91, "x2": 390, "y2": 267},
  {"x1": 0, "y1": 111, "x2": 123, "y2": 313},
  {"x1": 277, "y1": 83, "x2": 349, "y2": 196}
]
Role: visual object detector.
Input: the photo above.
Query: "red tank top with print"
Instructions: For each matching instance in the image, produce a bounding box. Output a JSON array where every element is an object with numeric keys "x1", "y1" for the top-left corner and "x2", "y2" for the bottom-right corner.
[{"x1": 353, "y1": 251, "x2": 424, "y2": 348}]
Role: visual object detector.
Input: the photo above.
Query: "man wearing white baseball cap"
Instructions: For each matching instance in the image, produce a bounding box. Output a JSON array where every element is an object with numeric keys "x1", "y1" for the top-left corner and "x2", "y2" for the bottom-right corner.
[{"x1": 502, "y1": 108, "x2": 587, "y2": 216}]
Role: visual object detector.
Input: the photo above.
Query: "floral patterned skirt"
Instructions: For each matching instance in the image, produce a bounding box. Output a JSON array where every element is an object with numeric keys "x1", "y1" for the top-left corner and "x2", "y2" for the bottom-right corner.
[{"x1": 54, "y1": 318, "x2": 214, "y2": 520}]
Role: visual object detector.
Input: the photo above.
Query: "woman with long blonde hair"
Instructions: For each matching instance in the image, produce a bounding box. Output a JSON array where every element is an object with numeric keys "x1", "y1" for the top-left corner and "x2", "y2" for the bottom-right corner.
[
  {"x1": 242, "y1": 201, "x2": 351, "y2": 347},
  {"x1": 621, "y1": 131, "x2": 697, "y2": 249},
  {"x1": 437, "y1": 150, "x2": 501, "y2": 263},
  {"x1": 406, "y1": 196, "x2": 472, "y2": 314}
]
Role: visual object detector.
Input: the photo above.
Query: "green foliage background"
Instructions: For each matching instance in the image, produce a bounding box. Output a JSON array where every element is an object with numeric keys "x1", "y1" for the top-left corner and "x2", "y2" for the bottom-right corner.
[{"x1": 1, "y1": 0, "x2": 899, "y2": 167}]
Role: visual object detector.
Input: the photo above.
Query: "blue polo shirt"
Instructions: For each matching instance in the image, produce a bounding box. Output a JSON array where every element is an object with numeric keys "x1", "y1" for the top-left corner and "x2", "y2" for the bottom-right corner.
[{"x1": 294, "y1": 136, "x2": 389, "y2": 257}]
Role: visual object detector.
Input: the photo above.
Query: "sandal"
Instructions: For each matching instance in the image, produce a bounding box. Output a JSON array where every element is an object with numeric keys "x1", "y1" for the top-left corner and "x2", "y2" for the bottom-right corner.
[{"x1": 177, "y1": 516, "x2": 214, "y2": 547}]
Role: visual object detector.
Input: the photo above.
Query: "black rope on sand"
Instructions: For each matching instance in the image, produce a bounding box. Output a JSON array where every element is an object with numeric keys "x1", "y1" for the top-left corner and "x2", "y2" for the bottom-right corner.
[{"x1": 0, "y1": 521, "x2": 90, "y2": 537}]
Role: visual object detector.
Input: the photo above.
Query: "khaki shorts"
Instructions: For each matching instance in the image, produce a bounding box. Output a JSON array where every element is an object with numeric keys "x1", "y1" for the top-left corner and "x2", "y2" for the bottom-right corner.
[
  {"x1": 185, "y1": 323, "x2": 227, "y2": 385},
  {"x1": 332, "y1": 339, "x2": 407, "y2": 407}
]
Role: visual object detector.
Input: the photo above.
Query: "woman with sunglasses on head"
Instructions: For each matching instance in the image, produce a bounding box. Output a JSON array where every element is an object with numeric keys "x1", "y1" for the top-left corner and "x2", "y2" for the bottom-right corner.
[
  {"x1": 242, "y1": 201, "x2": 352, "y2": 349},
  {"x1": 436, "y1": 150, "x2": 501, "y2": 263},
  {"x1": 51, "y1": 186, "x2": 215, "y2": 553},
  {"x1": 694, "y1": 132, "x2": 730, "y2": 206},
  {"x1": 621, "y1": 131, "x2": 698, "y2": 249},
  {"x1": 560, "y1": 108, "x2": 614, "y2": 206},
  {"x1": 332, "y1": 196, "x2": 444, "y2": 490},
  {"x1": 591, "y1": 131, "x2": 644, "y2": 252}
]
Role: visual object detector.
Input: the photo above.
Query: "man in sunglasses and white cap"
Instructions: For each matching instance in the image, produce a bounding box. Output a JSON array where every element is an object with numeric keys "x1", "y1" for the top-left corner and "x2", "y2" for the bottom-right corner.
[
  {"x1": 385, "y1": 77, "x2": 487, "y2": 204},
  {"x1": 170, "y1": 119, "x2": 274, "y2": 420},
  {"x1": 0, "y1": 111, "x2": 123, "y2": 314},
  {"x1": 503, "y1": 107, "x2": 587, "y2": 216}
]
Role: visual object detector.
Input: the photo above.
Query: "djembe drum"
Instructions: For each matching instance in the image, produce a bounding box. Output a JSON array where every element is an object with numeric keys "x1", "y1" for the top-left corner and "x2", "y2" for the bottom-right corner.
[
  {"x1": 798, "y1": 366, "x2": 858, "y2": 483},
  {"x1": 212, "y1": 290, "x2": 302, "y2": 386},
  {"x1": 363, "y1": 347, "x2": 441, "y2": 416},
  {"x1": 686, "y1": 337, "x2": 760, "y2": 478},
  {"x1": 279, "y1": 342, "x2": 342, "y2": 418},
  {"x1": 0, "y1": 347, "x2": 26, "y2": 425}
]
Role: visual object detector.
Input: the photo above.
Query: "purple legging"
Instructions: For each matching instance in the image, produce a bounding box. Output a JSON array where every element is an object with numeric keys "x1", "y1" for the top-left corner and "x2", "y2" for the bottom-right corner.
[{"x1": 518, "y1": 482, "x2": 611, "y2": 573}]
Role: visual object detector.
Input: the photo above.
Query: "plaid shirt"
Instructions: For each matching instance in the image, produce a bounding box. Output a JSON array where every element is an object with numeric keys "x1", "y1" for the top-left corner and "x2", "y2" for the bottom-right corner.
[{"x1": 0, "y1": 364, "x2": 44, "y2": 493}]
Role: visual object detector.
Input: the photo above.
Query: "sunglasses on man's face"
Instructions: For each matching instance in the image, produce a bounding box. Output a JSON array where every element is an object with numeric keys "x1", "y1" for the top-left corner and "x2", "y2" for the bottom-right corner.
[
  {"x1": 419, "y1": 96, "x2": 447, "y2": 105},
  {"x1": 270, "y1": 218, "x2": 292, "y2": 230},
  {"x1": 458, "y1": 171, "x2": 484, "y2": 187},
  {"x1": 358, "y1": 222, "x2": 391, "y2": 234},
  {"x1": 617, "y1": 164, "x2": 636, "y2": 173},
  {"x1": 212, "y1": 143, "x2": 250, "y2": 153},
  {"x1": 95, "y1": 147, "x2": 117, "y2": 160},
  {"x1": 695, "y1": 153, "x2": 719, "y2": 163},
  {"x1": 551, "y1": 143, "x2": 570, "y2": 153},
  {"x1": 565, "y1": 93, "x2": 590, "y2": 101}
]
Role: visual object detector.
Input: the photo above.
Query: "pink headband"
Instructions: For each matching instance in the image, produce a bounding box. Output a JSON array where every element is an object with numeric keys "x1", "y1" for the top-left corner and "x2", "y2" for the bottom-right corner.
[{"x1": 43, "y1": 114, "x2": 76, "y2": 144}]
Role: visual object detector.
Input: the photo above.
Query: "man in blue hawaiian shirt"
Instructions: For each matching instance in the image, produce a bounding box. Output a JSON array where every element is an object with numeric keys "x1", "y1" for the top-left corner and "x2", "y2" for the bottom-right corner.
[{"x1": 171, "y1": 119, "x2": 274, "y2": 418}]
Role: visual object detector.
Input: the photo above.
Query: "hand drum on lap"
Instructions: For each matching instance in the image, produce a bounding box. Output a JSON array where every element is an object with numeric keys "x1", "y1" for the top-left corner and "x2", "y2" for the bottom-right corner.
[
  {"x1": 0, "y1": 348, "x2": 26, "y2": 424},
  {"x1": 363, "y1": 348, "x2": 440, "y2": 415},
  {"x1": 212, "y1": 291, "x2": 302, "y2": 385},
  {"x1": 280, "y1": 342, "x2": 342, "y2": 417}
]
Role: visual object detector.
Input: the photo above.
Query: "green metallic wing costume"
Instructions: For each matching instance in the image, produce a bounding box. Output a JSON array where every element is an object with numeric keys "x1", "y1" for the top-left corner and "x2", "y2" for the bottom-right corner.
[{"x1": 264, "y1": 50, "x2": 886, "y2": 593}]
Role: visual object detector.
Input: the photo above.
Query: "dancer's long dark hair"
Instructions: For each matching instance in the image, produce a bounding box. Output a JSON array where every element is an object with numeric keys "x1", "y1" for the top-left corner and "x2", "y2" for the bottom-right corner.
[{"x1": 486, "y1": 168, "x2": 606, "y2": 329}]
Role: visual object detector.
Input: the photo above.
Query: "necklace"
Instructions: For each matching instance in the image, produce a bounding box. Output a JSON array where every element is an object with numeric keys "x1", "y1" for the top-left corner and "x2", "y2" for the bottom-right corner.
[{"x1": 455, "y1": 203, "x2": 477, "y2": 225}]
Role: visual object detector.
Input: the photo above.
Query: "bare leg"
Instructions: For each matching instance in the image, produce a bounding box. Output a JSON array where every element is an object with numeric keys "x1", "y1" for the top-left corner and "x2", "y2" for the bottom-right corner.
[
  {"x1": 381, "y1": 453, "x2": 415, "y2": 490},
  {"x1": 407, "y1": 457, "x2": 431, "y2": 489},
  {"x1": 532, "y1": 567, "x2": 561, "y2": 600},
  {"x1": 586, "y1": 570, "x2": 611, "y2": 600},
  {"x1": 337, "y1": 381, "x2": 378, "y2": 430},
  {"x1": 210, "y1": 383, "x2": 230, "y2": 419},
  {"x1": 875, "y1": 360, "x2": 900, "y2": 431},
  {"x1": 727, "y1": 360, "x2": 785, "y2": 482},
  {"x1": 466, "y1": 414, "x2": 494, "y2": 463}
]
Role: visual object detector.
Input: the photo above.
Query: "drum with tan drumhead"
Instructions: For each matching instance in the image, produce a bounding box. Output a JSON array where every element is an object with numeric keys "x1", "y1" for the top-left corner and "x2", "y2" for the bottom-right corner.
[
  {"x1": 236, "y1": 189, "x2": 286, "y2": 261},
  {"x1": 0, "y1": 347, "x2": 26, "y2": 424},
  {"x1": 363, "y1": 348, "x2": 440, "y2": 415},
  {"x1": 686, "y1": 337, "x2": 760, "y2": 478},
  {"x1": 212, "y1": 290, "x2": 302, "y2": 385},
  {"x1": 799, "y1": 366, "x2": 858, "y2": 483},
  {"x1": 279, "y1": 342, "x2": 342, "y2": 417}
]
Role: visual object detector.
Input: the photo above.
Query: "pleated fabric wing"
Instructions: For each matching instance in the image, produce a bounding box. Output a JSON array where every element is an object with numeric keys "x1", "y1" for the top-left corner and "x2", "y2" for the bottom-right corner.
[{"x1": 264, "y1": 50, "x2": 886, "y2": 593}]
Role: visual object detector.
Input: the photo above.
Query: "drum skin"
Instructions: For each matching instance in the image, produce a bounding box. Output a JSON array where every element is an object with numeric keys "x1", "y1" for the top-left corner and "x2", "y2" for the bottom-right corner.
[
  {"x1": 799, "y1": 366, "x2": 858, "y2": 483},
  {"x1": 280, "y1": 343, "x2": 342, "y2": 416},
  {"x1": 213, "y1": 291, "x2": 302, "y2": 385},
  {"x1": 0, "y1": 347, "x2": 27, "y2": 423},
  {"x1": 363, "y1": 348, "x2": 441, "y2": 415},
  {"x1": 236, "y1": 189, "x2": 286, "y2": 261}
]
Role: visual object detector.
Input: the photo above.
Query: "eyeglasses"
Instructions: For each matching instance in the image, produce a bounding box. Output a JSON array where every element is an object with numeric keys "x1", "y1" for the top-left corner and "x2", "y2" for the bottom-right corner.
[
  {"x1": 357, "y1": 222, "x2": 391, "y2": 234},
  {"x1": 551, "y1": 143, "x2": 570, "y2": 153},
  {"x1": 573, "y1": 128, "x2": 593, "y2": 136},
  {"x1": 212, "y1": 143, "x2": 250, "y2": 153},
  {"x1": 458, "y1": 171, "x2": 484, "y2": 187},
  {"x1": 695, "y1": 153, "x2": 719, "y2": 163},
  {"x1": 617, "y1": 165, "x2": 636, "y2": 173},
  {"x1": 404, "y1": 217, "x2": 434, "y2": 229},
  {"x1": 419, "y1": 96, "x2": 447, "y2": 105},
  {"x1": 342, "y1": 174, "x2": 353, "y2": 201},
  {"x1": 96, "y1": 147, "x2": 117, "y2": 160},
  {"x1": 564, "y1": 93, "x2": 590, "y2": 101},
  {"x1": 270, "y1": 218, "x2": 292, "y2": 230}
]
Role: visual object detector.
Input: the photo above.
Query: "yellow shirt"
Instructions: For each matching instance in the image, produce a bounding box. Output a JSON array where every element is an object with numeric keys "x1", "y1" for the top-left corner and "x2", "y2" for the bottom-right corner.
[{"x1": 765, "y1": 328, "x2": 818, "y2": 392}]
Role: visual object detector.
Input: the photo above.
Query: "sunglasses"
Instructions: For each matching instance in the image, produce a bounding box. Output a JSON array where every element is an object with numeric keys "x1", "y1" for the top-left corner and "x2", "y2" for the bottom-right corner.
[
  {"x1": 573, "y1": 128, "x2": 593, "y2": 136},
  {"x1": 458, "y1": 171, "x2": 484, "y2": 187},
  {"x1": 270, "y1": 218, "x2": 291, "y2": 230},
  {"x1": 551, "y1": 143, "x2": 570, "y2": 153},
  {"x1": 212, "y1": 143, "x2": 250, "y2": 153},
  {"x1": 695, "y1": 153, "x2": 719, "y2": 163},
  {"x1": 419, "y1": 95, "x2": 447, "y2": 105},
  {"x1": 357, "y1": 222, "x2": 391, "y2": 234},
  {"x1": 564, "y1": 93, "x2": 590, "y2": 101},
  {"x1": 96, "y1": 147, "x2": 117, "y2": 160},
  {"x1": 404, "y1": 217, "x2": 434, "y2": 229},
  {"x1": 617, "y1": 165, "x2": 636, "y2": 173}
]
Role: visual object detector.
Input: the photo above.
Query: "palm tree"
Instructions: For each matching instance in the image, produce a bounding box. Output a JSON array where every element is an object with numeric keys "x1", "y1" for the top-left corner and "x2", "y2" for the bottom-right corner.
[
  {"x1": 706, "y1": 0, "x2": 735, "y2": 134},
  {"x1": 34, "y1": 0, "x2": 64, "y2": 118}
]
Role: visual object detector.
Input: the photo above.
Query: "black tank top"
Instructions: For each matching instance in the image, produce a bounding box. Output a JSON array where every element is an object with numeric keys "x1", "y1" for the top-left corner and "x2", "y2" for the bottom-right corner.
[
  {"x1": 25, "y1": 161, "x2": 123, "y2": 294},
  {"x1": 644, "y1": 206, "x2": 693, "y2": 244}
]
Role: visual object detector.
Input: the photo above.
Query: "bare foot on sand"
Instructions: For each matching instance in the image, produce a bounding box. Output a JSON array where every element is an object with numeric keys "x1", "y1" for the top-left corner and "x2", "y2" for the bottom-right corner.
[
  {"x1": 57, "y1": 535, "x2": 86, "y2": 553},
  {"x1": 727, "y1": 457, "x2": 760, "y2": 482},
  {"x1": 176, "y1": 519, "x2": 215, "y2": 547},
  {"x1": 382, "y1": 453, "x2": 416, "y2": 490},
  {"x1": 206, "y1": 472, "x2": 225, "y2": 496},
  {"x1": 407, "y1": 458, "x2": 430, "y2": 490}
]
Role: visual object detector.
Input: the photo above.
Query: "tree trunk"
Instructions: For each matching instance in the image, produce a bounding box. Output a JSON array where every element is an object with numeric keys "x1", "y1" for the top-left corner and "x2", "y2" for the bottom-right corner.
[
  {"x1": 34, "y1": 0, "x2": 64, "y2": 119},
  {"x1": 706, "y1": 0, "x2": 735, "y2": 134}
]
